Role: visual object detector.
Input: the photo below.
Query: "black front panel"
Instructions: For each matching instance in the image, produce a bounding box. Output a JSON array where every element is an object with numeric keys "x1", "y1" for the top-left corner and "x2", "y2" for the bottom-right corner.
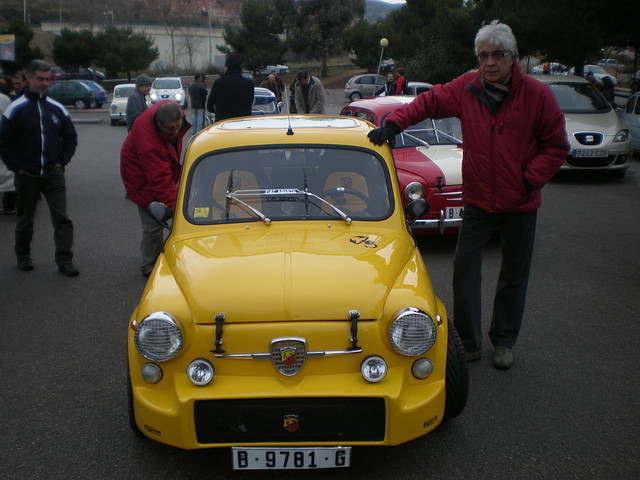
[{"x1": 194, "y1": 397, "x2": 385, "y2": 444}]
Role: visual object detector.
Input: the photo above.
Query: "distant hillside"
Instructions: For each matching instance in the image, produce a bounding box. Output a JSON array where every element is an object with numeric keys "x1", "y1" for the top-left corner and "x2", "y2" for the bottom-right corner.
[{"x1": 366, "y1": 0, "x2": 403, "y2": 22}]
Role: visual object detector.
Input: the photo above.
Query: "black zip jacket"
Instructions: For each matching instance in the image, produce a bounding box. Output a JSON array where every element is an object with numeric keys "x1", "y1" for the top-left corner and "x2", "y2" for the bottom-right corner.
[{"x1": 0, "y1": 89, "x2": 77, "y2": 176}]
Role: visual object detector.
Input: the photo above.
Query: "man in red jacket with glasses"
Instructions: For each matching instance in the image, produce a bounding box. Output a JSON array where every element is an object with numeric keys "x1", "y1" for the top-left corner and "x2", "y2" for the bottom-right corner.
[{"x1": 369, "y1": 21, "x2": 569, "y2": 370}]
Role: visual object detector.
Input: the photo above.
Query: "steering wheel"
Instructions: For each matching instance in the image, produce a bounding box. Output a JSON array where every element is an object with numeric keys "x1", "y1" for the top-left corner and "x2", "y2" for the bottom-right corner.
[{"x1": 321, "y1": 188, "x2": 372, "y2": 213}]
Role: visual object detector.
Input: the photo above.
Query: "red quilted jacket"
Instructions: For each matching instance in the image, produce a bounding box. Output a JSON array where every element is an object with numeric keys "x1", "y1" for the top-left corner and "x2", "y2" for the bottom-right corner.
[
  {"x1": 120, "y1": 101, "x2": 190, "y2": 210},
  {"x1": 385, "y1": 63, "x2": 569, "y2": 213}
]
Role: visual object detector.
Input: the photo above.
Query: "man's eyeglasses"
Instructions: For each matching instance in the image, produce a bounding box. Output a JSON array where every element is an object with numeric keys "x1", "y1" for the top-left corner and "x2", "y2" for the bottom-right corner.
[{"x1": 477, "y1": 51, "x2": 510, "y2": 61}]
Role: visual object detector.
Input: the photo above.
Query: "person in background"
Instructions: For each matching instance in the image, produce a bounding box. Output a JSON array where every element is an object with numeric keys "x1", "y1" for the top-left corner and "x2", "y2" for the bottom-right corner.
[
  {"x1": 11, "y1": 73, "x2": 27, "y2": 99},
  {"x1": 271, "y1": 71, "x2": 285, "y2": 100},
  {"x1": 127, "y1": 73, "x2": 152, "y2": 132},
  {"x1": 394, "y1": 67, "x2": 408, "y2": 95},
  {"x1": 120, "y1": 101, "x2": 190, "y2": 277},
  {"x1": 586, "y1": 72, "x2": 602, "y2": 89},
  {"x1": 206, "y1": 53, "x2": 254, "y2": 123},
  {"x1": 188, "y1": 73, "x2": 208, "y2": 134},
  {"x1": 377, "y1": 71, "x2": 396, "y2": 96},
  {"x1": 368, "y1": 21, "x2": 569, "y2": 370},
  {"x1": 294, "y1": 71, "x2": 325, "y2": 114},
  {"x1": 600, "y1": 75, "x2": 616, "y2": 103},
  {"x1": 259, "y1": 74, "x2": 282, "y2": 102},
  {"x1": 0, "y1": 90, "x2": 14, "y2": 214},
  {"x1": 0, "y1": 59, "x2": 79, "y2": 276},
  {"x1": 288, "y1": 78, "x2": 298, "y2": 113}
]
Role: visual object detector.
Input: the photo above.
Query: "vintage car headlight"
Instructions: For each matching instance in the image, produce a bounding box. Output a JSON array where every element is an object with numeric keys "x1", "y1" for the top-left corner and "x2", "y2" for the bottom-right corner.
[
  {"x1": 360, "y1": 355, "x2": 388, "y2": 383},
  {"x1": 389, "y1": 308, "x2": 437, "y2": 356},
  {"x1": 134, "y1": 312, "x2": 183, "y2": 362},
  {"x1": 187, "y1": 358, "x2": 215, "y2": 386},
  {"x1": 405, "y1": 182, "x2": 425, "y2": 201},
  {"x1": 614, "y1": 129, "x2": 629, "y2": 143}
]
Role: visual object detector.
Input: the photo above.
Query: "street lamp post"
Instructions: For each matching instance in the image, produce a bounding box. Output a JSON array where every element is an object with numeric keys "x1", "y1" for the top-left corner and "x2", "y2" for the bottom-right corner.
[
  {"x1": 374, "y1": 38, "x2": 389, "y2": 98},
  {"x1": 208, "y1": 0, "x2": 212, "y2": 67}
]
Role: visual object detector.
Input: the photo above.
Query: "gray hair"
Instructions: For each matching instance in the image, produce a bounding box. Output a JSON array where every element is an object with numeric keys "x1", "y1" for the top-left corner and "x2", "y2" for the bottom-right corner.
[
  {"x1": 155, "y1": 101, "x2": 183, "y2": 125},
  {"x1": 475, "y1": 20, "x2": 519, "y2": 59},
  {"x1": 27, "y1": 59, "x2": 52, "y2": 76}
]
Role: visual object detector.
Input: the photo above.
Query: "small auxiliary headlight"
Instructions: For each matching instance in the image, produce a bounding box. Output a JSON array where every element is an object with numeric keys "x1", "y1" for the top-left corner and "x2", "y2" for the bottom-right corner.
[
  {"x1": 187, "y1": 358, "x2": 215, "y2": 386},
  {"x1": 411, "y1": 358, "x2": 434, "y2": 379},
  {"x1": 140, "y1": 363, "x2": 163, "y2": 384},
  {"x1": 405, "y1": 182, "x2": 425, "y2": 201},
  {"x1": 360, "y1": 355, "x2": 388, "y2": 383}
]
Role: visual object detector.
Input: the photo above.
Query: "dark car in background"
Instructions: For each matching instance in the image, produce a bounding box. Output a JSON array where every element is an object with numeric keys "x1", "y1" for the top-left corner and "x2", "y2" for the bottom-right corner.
[
  {"x1": 66, "y1": 66, "x2": 106, "y2": 82},
  {"x1": 47, "y1": 80, "x2": 98, "y2": 109},
  {"x1": 77, "y1": 80, "x2": 107, "y2": 108}
]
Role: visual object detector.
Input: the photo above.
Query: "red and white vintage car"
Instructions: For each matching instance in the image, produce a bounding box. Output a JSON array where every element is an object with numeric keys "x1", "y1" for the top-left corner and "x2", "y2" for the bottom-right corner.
[{"x1": 341, "y1": 96, "x2": 463, "y2": 235}]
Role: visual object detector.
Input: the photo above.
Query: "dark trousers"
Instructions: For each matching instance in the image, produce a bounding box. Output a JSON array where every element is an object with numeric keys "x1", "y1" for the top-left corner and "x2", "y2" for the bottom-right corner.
[
  {"x1": 453, "y1": 203, "x2": 537, "y2": 352},
  {"x1": 14, "y1": 168, "x2": 74, "y2": 265}
]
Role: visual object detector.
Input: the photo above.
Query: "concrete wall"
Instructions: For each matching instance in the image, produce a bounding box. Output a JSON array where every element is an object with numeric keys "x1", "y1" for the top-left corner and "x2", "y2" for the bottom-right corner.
[{"x1": 41, "y1": 21, "x2": 227, "y2": 72}]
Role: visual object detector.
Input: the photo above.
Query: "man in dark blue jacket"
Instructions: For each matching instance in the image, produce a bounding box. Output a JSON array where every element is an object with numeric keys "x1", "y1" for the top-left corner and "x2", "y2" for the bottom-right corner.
[
  {"x1": 206, "y1": 53, "x2": 254, "y2": 122},
  {"x1": 0, "y1": 59, "x2": 79, "y2": 276}
]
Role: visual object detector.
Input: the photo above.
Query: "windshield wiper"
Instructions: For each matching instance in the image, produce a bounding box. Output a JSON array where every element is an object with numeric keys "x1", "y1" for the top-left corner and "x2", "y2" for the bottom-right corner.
[
  {"x1": 228, "y1": 188, "x2": 352, "y2": 225},
  {"x1": 226, "y1": 189, "x2": 272, "y2": 225}
]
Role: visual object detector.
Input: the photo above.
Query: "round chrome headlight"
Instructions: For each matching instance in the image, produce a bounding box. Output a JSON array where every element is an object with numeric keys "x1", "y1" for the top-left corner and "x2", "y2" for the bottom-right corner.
[
  {"x1": 134, "y1": 312, "x2": 183, "y2": 362},
  {"x1": 405, "y1": 182, "x2": 425, "y2": 201},
  {"x1": 360, "y1": 355, "x2": 388, "y2": 383},
  {"x1": 389, "y1": 308, "x2": 437, "y2": 356},
  {"x1": 187, "y1": 358, "x2": 215, "y2": 386}
]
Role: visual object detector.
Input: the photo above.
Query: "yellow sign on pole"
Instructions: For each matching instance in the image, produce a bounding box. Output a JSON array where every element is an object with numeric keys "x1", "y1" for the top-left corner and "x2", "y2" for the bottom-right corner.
[{"x1": 0, "y1": 35, "x2": 16, "y2": 62}]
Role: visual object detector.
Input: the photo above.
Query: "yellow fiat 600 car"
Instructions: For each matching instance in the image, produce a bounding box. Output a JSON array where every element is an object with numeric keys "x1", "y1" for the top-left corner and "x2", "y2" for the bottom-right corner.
[{"x1": 127, "y1": 115, "x2": 468, "y2": 470}]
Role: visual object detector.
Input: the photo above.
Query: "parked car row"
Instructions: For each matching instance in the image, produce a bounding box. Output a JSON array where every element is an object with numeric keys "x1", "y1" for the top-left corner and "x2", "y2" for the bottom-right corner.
[{"x1": 47, "y1": 79, "x2": 106, "y2": 110}]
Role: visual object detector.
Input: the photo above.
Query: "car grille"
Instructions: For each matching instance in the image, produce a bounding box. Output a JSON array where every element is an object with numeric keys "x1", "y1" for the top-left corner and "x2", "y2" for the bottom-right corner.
[
  {"x1": 566, "y1": 155, "x2": 615, "y2": 168},
  {"x1": 194, "y1": 397, "x2": 385, "y2": 444},
  {"x1": 574, "y1": 132, "x2": 604, "y2": 146}
]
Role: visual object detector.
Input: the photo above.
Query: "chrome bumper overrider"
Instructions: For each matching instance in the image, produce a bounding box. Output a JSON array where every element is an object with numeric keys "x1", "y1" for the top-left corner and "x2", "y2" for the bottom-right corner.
[{"x1": 411, "y1": 210, "x2": 463, "y2": 234}]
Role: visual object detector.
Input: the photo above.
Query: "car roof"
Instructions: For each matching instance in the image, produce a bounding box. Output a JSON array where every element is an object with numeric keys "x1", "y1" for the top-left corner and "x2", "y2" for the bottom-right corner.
[
  {"x1": 254, "y1": 87, "x2": 276, "y2": 97},
  {"x1": 530, "y1": 74, "x2": 589, "y2": 85},
  {"x1": 188, "y1": 116, "x2": 375, "y2": 155},
  {"x1": 114, "y1": 83, "x2": 136, "y2": 89},
  {"x1": 342, "y1": 96, "x2": 416, "y2": 119}
]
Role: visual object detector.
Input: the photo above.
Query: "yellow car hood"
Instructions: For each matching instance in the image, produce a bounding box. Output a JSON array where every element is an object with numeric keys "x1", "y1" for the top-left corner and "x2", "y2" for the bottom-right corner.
[{"x1": 162, "y1": 227, "x2": 415, "y2": 323}]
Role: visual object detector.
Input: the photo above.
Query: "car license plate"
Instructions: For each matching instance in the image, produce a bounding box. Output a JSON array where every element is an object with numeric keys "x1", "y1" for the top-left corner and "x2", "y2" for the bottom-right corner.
[
  {"x1": 446, "y1": 206, "x2": 463, "y2": 219},
  {"x1": 573, "y1": 149, "x2": 608, "y2": 158},
  {"x1": 232, "y1": 446, "x2": 351, "y2": 470}
]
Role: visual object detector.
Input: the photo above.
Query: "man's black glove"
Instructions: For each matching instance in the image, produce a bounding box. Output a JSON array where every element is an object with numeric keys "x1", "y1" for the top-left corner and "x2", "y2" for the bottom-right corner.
[{"x1": 367, "y1": 122, "x2": 402, "y2": 147}]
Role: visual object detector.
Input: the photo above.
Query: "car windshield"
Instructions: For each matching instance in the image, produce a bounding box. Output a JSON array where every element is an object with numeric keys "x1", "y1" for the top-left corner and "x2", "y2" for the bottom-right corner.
[
  {"x1": 115, "y1": 87, "x2": 136, "y2": 98},
  {"x1": 185, "y1": 147, "x2": 393, "y2": 224},
  {"x1": 587, "y1": 65, "x2": 607, "y2": 75},
  {"x1": 547, "y1": 83, "x2": 611, "y2": 114},
  {"x1": 154, "y1": 79, "x2": 181, "y2": 89},
  {"x1": 252, "y1": 95, "x2": 278, "y2": 114},
  {"x1": 384, "y1": 116, "x2": 463, "y2": 148}
]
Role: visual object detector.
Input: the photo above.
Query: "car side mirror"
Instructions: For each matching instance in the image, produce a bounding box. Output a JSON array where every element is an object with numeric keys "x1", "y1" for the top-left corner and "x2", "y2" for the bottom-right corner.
[
  {"x1": 405, "y1": 198, "x2": 429, "y2": 224},
  {"x1": 148, "y1": 201, "x2": 173, "y2": 230}
]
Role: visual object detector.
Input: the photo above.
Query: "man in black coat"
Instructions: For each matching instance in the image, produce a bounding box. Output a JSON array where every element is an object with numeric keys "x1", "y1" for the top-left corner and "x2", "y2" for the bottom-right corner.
[{"x1": 206, "y1": 53, "x2": 254, "y2": 123}]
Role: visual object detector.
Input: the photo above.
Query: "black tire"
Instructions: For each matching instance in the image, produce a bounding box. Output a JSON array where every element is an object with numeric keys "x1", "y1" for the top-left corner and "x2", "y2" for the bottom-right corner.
[
  {"x1": 349, "y1": 91, "x2": 362, "y2": 102},
  {"x1": 443, "y1": 322, "x2": 469, "y2": 421},
  {"x1": 110, "y1": 118, "x2": 117, "y2": 126},
  {"x1": 127, "y1": 367, "x2": 143, "y2": 435},
  {"x1": 74, "y1": 99, "x2": 88, "y2": 110}
]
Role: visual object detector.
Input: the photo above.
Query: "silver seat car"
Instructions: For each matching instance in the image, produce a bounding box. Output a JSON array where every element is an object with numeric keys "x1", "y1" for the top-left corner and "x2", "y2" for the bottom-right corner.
[{"x1": 533, "y1": 74, "x2": 631, "y2": 177}]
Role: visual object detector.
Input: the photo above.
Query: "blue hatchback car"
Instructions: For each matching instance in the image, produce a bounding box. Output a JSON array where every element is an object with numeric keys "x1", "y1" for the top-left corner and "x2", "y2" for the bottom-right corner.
[{"x1": 78, "y1": 80, "x2": 107, "y2": 108}]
